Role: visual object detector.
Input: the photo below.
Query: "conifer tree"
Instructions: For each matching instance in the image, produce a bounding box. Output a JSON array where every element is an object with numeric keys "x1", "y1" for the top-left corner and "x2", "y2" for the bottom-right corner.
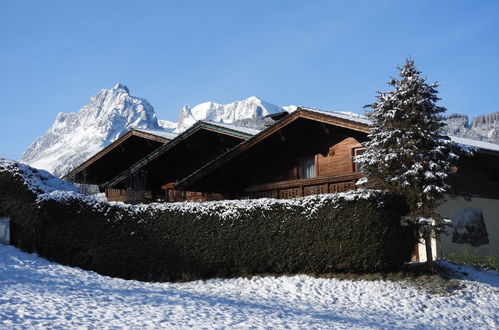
[{"x1": 357, "y1": 58, "x2": 459, "y2": 266}]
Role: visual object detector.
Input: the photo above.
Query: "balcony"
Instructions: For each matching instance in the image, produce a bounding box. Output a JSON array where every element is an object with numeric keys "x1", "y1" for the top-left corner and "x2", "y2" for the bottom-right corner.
[{"x1": 244, "y1": 173, "x2": 363, "y2": 199}]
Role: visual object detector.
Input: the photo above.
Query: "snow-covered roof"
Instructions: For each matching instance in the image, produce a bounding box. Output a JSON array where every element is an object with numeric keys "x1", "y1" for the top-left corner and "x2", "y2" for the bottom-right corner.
[
  {"x1": 299, "y1": 107, "x2": 372, "y2": 125},
  {"x1": 133, "y1": 129, "x2": 178, "y2": 140},
  {"x1": 300, "y1": 107, "x2": 499, "y2": 154},
  {"x1": 200, "y1": 121, "x2": 261, "y2": 136},
  {"x1": 103, "y1": 120, "x2": 257, "y2": 188},
  {"x1": 449, "y1": 135, "x2": 499, "y2": 153}
]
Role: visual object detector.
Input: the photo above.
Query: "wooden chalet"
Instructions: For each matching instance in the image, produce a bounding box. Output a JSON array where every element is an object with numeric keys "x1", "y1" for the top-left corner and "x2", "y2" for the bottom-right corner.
[
  {"x1": 102, "y1": 121, "x2": 260, "y2": 202},
  {"x1": 175, "y1": 108, "x2": 499, "y2": 202},
  {"x1": 175, "y1": 108, "x2": 370, "y2": 199},
  {"x1": 64, "y1": 128, "x2": 177, "y2": 187},
  {"x1": 62, "y1": 106, "x2": 499, "y2": 263},
  {"x1": 445, "y1": 136, "x2": 499, "y2": 200}
]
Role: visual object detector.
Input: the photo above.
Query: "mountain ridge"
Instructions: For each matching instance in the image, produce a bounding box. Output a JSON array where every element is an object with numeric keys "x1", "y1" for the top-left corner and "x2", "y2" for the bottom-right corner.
[
  {"x1": 19, "y1": 83, "x2": 499, "y2": 177},
  {"x1": 20, "y1": 84, "x2": 162, "y2": 176},
  {"x1": 20, "y1": 84, "x2": 296, "y2": 176},
  {"x1": 443, "y1": 112, "x2": 499, "y2": 143}
]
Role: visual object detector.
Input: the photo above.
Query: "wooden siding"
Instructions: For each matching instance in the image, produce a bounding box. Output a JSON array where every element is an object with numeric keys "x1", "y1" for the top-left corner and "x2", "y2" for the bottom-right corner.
[
  {"x1": 105, "y1": 188, "x2": 128, "y2": 202},
  {"x1": 317, "y1": 137, "x2": 363, "y2": 177},
  {"x1": 105, "y1": 188, "x2": 153, "y2": 203},
  {"x1": 65, "y1": 129, "x2": 171, "y2": 183},
  {"x1": 449, "y1": 152, "x2": 499, "y2": 199},
  {"x1": 248, "y1": 136, "x2": 364, "y2": 185},
  {"x1": 103, "y1": 122, "x2": 254, "y2": 190},
  {"x1": 165, "y1": 189, "x2": 227, "y2": 203},
  {"x1": 176, "y1": 109, "x2": 370, "y2": 192},
  {"x1": 245, "y1": 173, "x2": 362, "y2": 199}
]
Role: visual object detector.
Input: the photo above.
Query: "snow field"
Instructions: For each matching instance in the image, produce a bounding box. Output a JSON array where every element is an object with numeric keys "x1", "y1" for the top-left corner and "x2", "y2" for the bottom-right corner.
[{"x1": 0, "y1": 245, "x2": 497, "y2": 329}]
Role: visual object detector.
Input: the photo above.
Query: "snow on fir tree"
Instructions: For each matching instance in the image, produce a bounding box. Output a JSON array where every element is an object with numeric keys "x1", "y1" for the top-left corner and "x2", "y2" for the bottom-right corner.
[{"x1": 356, "y1": 58, "x2": 461, "y2": 265}]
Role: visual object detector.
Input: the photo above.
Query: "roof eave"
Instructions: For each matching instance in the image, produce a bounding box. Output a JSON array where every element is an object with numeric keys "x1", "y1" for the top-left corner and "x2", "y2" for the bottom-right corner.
[{"x1": 102, "y1": 121, "x2": 254, "y2": 188}]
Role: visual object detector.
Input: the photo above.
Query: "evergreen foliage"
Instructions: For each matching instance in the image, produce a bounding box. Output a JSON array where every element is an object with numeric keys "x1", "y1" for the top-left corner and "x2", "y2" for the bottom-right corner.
[
  {"x1": 0, "y1": 167, "x2": 413, "y2": 281},
  {"x1": 357, "y1": 59, "x2": 460, "y2": 263}
]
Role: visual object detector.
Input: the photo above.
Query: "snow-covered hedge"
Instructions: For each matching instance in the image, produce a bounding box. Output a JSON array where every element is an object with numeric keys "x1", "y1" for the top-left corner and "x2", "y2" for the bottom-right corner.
[{"x1": 0, "y1": 159, "x2": 414, "y2": 281}]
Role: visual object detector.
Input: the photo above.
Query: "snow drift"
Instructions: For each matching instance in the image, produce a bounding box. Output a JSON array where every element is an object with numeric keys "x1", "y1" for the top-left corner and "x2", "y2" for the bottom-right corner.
[{"x1": 1, "y1": 244, "x2": 498, "y2": 328}]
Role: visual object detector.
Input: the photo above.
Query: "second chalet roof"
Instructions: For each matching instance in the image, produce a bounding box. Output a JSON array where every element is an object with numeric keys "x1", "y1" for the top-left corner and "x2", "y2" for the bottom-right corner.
[
  {"x1": 298, "y1": 107, "x2": 499, "y2": 153},
  {"x1": 133, "y1": 128, "x2": 178, "y2": 140},
  {"x1": 176, "y1": 107, "x2": 499, "y2": 190},
  {"x1": 64, "y1": 128, "x2": 178, "y2": 183},
  {"x1": 449, "y1": 135, "x2": 499, "y2": 154},
  {"x1": 102, "y1": 120, "x2": 261, "y2": 188}
]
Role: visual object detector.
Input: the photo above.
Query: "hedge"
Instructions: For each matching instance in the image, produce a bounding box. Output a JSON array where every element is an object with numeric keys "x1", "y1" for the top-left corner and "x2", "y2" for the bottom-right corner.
[{"x1": 0, "y1": 161, "x2": 415, "y2": 281}]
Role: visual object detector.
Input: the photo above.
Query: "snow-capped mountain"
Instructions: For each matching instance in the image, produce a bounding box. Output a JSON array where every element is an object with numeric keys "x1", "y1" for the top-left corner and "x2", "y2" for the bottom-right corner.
[
  {"x1": 20, "y1": 84, "x2": 162, "y2": 177},
  {"x1": 158, "y1": 119, "x2": 177, "y2": 131},
  {"x1": 20, "y1": 85, "x2": 296, "y2": 177},
  {"x1": 174, "y1": 96, "x2": 294, "y2": 133},
  {"x1": 444, "y1": 112, "x2": 499, "y2": 144}
]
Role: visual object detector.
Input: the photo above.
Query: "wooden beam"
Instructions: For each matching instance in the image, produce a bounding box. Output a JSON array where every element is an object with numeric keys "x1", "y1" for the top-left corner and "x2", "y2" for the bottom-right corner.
[{"x1": 244, "y1": 173, "x2": 363, "y2": 192}]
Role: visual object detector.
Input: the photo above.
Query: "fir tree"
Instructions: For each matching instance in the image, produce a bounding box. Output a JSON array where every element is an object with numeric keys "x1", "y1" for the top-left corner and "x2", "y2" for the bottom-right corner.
[{"x1": 356, "y1": 58, "x2": 459, "y2": 266}]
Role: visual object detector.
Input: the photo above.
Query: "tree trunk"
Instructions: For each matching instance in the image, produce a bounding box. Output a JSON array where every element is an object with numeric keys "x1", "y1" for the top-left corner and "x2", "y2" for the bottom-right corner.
[{"x1": 424, "y1": 231, "x2": 434, "y2": 268}]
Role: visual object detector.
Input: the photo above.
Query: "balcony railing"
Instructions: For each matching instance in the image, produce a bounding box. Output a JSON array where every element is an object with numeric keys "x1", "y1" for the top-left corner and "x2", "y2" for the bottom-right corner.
[
  {"x1": 108, "y1": 173, "x2": 363, "y2": 203},
  {"x1": 105, "y1": 188, "x2": 152, "y2": 203},
  {"x1": 244, "y1": 173, "x2": 363, "y2": 199}
]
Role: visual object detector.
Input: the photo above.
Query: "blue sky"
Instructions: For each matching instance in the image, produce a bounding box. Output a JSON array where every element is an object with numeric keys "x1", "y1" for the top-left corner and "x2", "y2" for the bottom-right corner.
[{"x1": 1, "y1": 0, "x2": 498, "y2": 159}]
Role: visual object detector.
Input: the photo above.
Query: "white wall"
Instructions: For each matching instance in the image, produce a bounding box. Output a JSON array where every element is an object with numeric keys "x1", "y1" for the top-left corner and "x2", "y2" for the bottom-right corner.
[
  {"x1": 416, "y1": 238, "x2": 438, "y2": 263},
  {"x1": 0, "y1": 218, "x2": 10, "y2": 245},
  {"x1": 437, "y1": 196, "x2": 499, "y2": 261}
]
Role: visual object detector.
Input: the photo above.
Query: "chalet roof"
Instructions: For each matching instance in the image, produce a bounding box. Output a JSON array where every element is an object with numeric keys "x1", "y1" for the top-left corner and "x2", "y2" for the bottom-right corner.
[
  {"x1": 133, "y1": 128, "x2": 178, "y2": 140},
  {"x1": 102, "y1": 120, "x2": 259, "y2": 188},
  {"x1": 298, "y1": 107, "x2": 499, "y2": 154},
  {"x1": 298, "y1": 107, "x2": 372, "y2": 125},
  {"x1": 199, "y1": 121, "x2": 262, "y2": 136},
  {"x1": 449, "y1": 135, "x2": 499, "y2": 154},
  {"x1": 64, "y1": 128, "x2": 176, "y2": 181},
  {"x1": 175, "y1": 107, "x2": 370, "y2": 190},
  {"x1": 176, "y1": 107, "x2": 499, "y2": 191}
]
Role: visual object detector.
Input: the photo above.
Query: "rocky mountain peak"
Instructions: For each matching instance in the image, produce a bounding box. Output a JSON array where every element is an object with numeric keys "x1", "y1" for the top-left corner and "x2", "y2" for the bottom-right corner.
[
  {"x1": 20, "y1": 84, "x2": 162, "y2": 176},
  {"x1": 112, "y1": 83, "x2": 130, "y2": 93},
  {"x1": 443, "y1": 112, "x2": 499, "y2": 144}
]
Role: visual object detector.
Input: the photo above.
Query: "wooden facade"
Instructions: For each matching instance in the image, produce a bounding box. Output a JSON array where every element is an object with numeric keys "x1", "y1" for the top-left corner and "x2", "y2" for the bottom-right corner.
[
  {"x1": 64, "y1": 129, "x2": 176, "y2": 185},
  {"x1": 175, "y1": 109, "x2": 499, "y2": 203},
  {"x1": 245, "y1": 173, "x2": 363, "y2": 199},
  {"x1": 103, "y1": 121, "x2": 258, "y2": 202},
  {"x1": 448, "y1": 151, "x2": 499, "y2": 199},
  {"x1": 68, "y1": 107, "x2": 499, "y2": 205},
  {"x1": 175, "y1": 108, "x2": 370, "y2": 200}
]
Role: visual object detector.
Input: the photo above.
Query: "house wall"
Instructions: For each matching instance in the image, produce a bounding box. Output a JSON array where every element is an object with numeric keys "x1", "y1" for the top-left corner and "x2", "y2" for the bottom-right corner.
[
  {"x1": 317, "y1": 137, "x2": 363, "y2": 177},
  {"x1": 0, "y1": 218, "x2": 10, "y2": 245},
  {"x1": 70, "y1": 135, "x2": 165, "y2": 185},
  {"x1": 448, "y1": 152, "x2": 499, "y2": 200},
  {"x1": 436, "y1": 196, "x2": 499, "y2": 262},
  {"x1": 415, "y1": 238, "x2": 438, "y2": 263},
  {"x1": 179, "y1": 117, "x2": 369, "y2": 194},
  {"x1": 254, "y1": 136, "x2": 364, "y2": 184}
]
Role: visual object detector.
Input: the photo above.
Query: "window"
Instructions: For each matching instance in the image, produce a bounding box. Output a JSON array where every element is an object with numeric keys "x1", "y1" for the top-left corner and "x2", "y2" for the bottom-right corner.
[
  {"x1": 300, "y1": 155, "x2": 316, "y2": 179},
  {"x1": 353, "y1": 148, "x2": 366, "y2": 172}
]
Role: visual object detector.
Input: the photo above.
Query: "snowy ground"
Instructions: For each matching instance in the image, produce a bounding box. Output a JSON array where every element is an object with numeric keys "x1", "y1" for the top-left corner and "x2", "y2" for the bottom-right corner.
[{"x1": 0, "y1": 245, "x2": 497, "y2": 329}]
